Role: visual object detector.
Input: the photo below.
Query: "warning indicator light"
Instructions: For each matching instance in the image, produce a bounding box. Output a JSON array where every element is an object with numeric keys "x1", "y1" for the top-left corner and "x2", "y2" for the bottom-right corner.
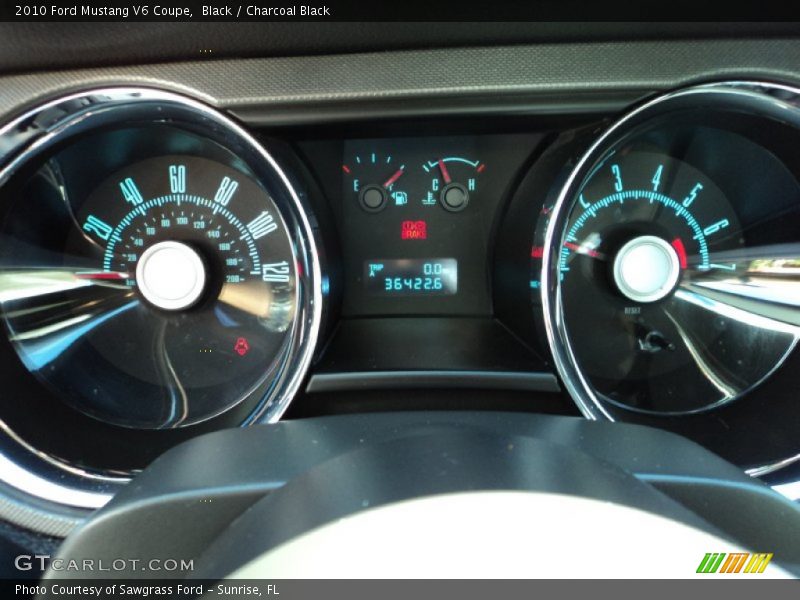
[
  {"x1": 401, "y1": 220, "x2": 427, "y2": 240},
  {"x1": 234, "y1": 337, "x2": 250, "y2": 356}
]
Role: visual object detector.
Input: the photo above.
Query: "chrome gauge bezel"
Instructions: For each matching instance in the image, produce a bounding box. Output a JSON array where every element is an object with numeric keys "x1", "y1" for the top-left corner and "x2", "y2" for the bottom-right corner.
[
  {"x1": 542, "y1": 81, "x2": 800, "y2": 477},
  {"x1": 0, "y1": 88, "x2": 323, "y2": 514}
]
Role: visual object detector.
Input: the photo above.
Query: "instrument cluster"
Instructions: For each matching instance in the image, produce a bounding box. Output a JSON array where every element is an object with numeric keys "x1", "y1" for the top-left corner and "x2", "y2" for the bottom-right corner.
[
  {"x1": 1, "y1": 82, "x2": 800, "y2": 511},
  {"x1": 335, "y1": 135, "x2": 536, "y2": 316}
]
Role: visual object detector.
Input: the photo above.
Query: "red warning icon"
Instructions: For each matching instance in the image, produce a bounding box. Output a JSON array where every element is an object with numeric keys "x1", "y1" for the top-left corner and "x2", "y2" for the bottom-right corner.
[{"x1": 234, "y1": 337, "x2": 250, "y2": 356}]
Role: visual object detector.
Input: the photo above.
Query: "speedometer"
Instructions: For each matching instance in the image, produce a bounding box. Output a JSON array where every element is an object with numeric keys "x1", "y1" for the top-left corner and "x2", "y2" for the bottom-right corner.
[
  {"x1": 0, "y1": 88, "x2": 321, "y2": 443},
  {"x1": 87, "y1": 156, "x2": 293, "y2": 297},
  {"x1": 10, "y1": 154, "x2": 296, "y2": 429}
]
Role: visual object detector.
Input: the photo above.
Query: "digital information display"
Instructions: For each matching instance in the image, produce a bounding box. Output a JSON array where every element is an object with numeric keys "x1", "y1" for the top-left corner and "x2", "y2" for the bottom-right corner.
[
  {"x1": 365, "y1": 259, "x2": 457, "y2": 296},
  {"x1": 337, "y1": 134, "x2": 540, "y2": 315}
]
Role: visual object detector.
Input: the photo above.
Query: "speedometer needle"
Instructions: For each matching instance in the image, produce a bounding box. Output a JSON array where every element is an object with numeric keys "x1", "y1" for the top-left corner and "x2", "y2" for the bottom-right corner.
[
  {"x1": 565, "y1": 242, "x2": 604, "y2": 259},
  {"x1": 437, "y1": 159, "x2": 452, "y2": 185},
  {"x1": 383, "y1": 168, "x2": 404, "y2": 189},
  {"x1": 75, "y1": 271, "x2": 130, "y2": 280}
]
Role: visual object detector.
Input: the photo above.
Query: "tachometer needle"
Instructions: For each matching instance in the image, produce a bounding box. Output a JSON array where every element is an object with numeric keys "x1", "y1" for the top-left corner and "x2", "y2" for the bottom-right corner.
[
  {"x1": 671, "y1": 237, "x2": 688, "y2": 269},
  {"x1": 383, "y1": 168, "x2": 405, "y2": 189},
  {"x1": 437, "y1": 159, "x2": 452, "y2": 184}
]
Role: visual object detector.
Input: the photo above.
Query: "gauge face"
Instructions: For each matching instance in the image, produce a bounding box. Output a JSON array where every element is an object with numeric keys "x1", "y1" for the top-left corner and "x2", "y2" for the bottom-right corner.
[
  {"x1": 558, "y1": 151, "x2": 796, "y2": 414},
  {"x1": 2, "y1": 154, "x2": 298, "y2": 429},
  {"x1": 342, "y1": 151, "x2": 486, "y2": 214},
  {"x1": 343, "y1": 152, "x2": 406, "y2": 212},
  {"x1": 422, "y1": 157, "x2": 484, "y2": 211}
]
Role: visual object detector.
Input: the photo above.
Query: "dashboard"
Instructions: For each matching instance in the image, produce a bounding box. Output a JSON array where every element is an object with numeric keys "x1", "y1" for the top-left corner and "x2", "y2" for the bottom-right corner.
[{"x1": 0, "y1": 28, "x2": 800, "y2": 543}]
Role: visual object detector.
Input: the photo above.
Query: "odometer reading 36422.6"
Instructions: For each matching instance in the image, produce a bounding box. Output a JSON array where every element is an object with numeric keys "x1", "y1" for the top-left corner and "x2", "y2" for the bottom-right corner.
[{"x1": 364, "y1": 258, "x2": 458, "y2": 296}]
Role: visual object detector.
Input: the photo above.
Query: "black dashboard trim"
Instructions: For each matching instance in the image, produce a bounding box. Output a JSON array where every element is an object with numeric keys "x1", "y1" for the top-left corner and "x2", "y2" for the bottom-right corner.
[
  {"x1": 306, "y1": 370, "x2": 560, "y2": 394},
  {"x1": 2, "y1": 40, "x2": 800, "y2": 126},
  {"x1": 3, "y1": 23, "x2": 800, "y2": 77},
  {"x1": 229, "y1": 90, "x2": 648, "y2": 127}
]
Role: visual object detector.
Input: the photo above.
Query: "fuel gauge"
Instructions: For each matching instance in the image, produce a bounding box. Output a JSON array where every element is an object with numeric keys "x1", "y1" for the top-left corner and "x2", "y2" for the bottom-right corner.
[{"x1": 343, "y1": 152, "x2": 407, "y2": 212}]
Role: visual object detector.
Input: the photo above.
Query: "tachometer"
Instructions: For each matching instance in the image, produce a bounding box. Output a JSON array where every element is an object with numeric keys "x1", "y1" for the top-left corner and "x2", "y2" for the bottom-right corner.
[
  {"x1": 543, "y1": 82, "x2": 800, "y2": 423},
  {"x1": 556, "y1": 151, "x2": 786, "y2": 414}
]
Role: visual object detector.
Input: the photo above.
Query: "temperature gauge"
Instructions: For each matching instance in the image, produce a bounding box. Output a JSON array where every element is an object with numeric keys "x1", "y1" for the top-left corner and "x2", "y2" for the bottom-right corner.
[{"x1": 422, "y1": 157, "x2": 485, "y2": 211}]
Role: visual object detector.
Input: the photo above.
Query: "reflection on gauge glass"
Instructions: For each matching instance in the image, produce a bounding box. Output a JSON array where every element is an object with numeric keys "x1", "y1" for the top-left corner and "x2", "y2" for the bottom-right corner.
[
  {"x1": 557, "y1": 150, "x2": 798, "y2": 414},
  {"x1": 1, "y1": 154, "x2": 298, "y2": 429}
]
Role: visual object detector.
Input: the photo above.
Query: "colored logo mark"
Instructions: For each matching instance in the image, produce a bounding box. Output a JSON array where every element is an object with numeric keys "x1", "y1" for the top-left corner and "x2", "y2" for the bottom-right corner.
[{"x1": 696, "y1": 552, "x2": 773, "y2": 574}]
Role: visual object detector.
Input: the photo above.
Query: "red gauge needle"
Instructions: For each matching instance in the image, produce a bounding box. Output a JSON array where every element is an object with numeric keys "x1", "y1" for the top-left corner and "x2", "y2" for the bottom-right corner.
[
  {"x1": 671, "y1": 238, "x2": 688, "y2": 269},
  {"x1": 383, "y1": 168, "x2": 405, "y2": 189},
  {"x1": 75, "y1": 272, "x2": 130, "y2": 281},
  {"x1": 437, "y1": 159, "x2": 452, "y2": 185},
  {"x1": 565, "y1": 242, "x2": 603, "y2": 259}
]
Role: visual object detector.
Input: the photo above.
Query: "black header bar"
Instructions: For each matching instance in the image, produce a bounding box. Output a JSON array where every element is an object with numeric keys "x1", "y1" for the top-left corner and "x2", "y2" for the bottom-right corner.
[{"x1": 3, "y1": 0, "x2": 800, "y2": 22}]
